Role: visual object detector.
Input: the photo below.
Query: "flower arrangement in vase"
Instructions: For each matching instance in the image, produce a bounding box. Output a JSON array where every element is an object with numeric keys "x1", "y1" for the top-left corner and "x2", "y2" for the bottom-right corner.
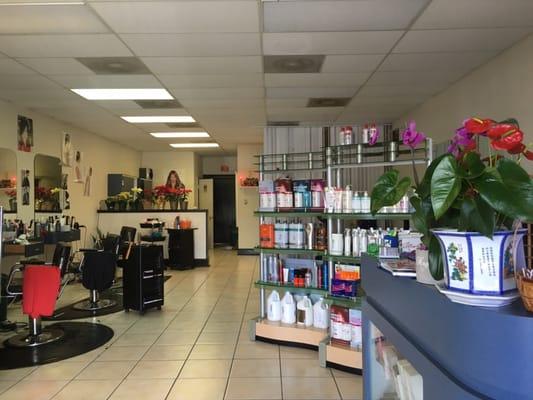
[
  {"x1": 6, "y1": 189, "x2": 17, "y2": 211},
  {"x1": 371, "y1": 118, "x2": 533, "y2": 299},
  {"x1": 152, "y1": 185, "x2": 168, "y2": 209},
  {"x1": 116, "y1": 191, "x2": 132, "y2": 211}
]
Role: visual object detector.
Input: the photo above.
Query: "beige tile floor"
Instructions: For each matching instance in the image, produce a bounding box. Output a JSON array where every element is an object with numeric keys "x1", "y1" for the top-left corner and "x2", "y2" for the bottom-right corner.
[{"x1": 0, "y1": 249, "x2": 362, "y2": 400}]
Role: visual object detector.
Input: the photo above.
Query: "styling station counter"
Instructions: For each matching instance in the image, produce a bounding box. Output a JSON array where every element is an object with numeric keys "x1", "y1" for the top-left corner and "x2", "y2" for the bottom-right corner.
[
  {"x1": 361, "y1": 254, "x2": 533, "y2": 400},
  {"x1": 97, "y1": 210, "x2": 208, "y2": 266}
]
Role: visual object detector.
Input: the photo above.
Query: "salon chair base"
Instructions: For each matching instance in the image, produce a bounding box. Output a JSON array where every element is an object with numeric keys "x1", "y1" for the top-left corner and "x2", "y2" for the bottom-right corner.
[
  {"x1": 5, "y1": 317, "x2": 64, "y2": 348},
  {"x1": 73, "y1": 290, "x2": 116, "y2": 311}
]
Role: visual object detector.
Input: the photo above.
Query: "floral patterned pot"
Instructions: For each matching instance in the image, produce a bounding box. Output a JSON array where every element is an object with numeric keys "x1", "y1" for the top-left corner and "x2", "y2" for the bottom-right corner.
[{"x1": 431, "y1": 229, "x2": 527, "y2": 295}]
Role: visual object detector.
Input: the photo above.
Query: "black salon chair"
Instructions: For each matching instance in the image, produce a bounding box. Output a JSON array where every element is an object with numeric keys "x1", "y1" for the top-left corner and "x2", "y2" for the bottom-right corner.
[
  {"x1": 5, "y1": 244, "x2": 71, "y2": 347},
  {"x1": 74, "y1": 235, "x2": 120, "y2": 311}
]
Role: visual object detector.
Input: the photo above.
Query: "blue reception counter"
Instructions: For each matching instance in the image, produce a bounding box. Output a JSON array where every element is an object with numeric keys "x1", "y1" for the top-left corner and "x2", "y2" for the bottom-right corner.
[{"x1": 361, "y1": 254, "x2": 533, "y2": 400}]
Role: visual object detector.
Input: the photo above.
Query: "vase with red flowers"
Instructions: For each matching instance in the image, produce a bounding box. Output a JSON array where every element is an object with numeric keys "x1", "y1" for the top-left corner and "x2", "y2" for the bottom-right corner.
[
  {"x1": 371, "y1": 118, "x2": 533, "y2": 303},
  {"x1": 6, "y1": 189, "x2": 17, "y2": 212},
  {"x1": 152, "y1": 185, "x2": 168, "y2": 209}
]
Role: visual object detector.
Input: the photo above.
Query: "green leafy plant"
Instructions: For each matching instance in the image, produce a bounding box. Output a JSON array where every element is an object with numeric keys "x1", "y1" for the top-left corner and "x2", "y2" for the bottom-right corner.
[{"x1": 371, "y1": 118, "x2": 533, "y2": 280}]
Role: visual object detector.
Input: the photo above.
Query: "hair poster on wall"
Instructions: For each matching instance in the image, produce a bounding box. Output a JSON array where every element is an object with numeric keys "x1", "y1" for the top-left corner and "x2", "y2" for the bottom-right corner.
[{"x1": 17, "y1": 115, "x2": 33, "y2": 153}]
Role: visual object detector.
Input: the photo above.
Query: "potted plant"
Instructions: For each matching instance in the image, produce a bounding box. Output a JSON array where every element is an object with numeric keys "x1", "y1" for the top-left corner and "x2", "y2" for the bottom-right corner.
[
  {"x1": 152, "y1": 185, "x2": 168, "y2": 209},
  {"x1": 371, "y1": 118, "x2": 533, "y2": 297},
  {"x1": 129, "y1": 187, "x2": 144, "y2": 211},
  {"x1": 6, "y1": 189, "x2": 16, "y2": 212},
  {"x1": 166, "y1": 187, "x2": 181, "y2": 210},
  {"x1": 116, "y1": 191, "x2": 132, "y2": 211},
  {"x1": 179, "y1": 188, "x2": 192, "y2": 210},
  {"x1": 105, "y1": 196, "x2": 117, "y2": 211}
]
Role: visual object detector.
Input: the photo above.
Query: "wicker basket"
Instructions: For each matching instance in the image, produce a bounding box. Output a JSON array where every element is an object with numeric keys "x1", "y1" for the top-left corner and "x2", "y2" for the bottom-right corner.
[{"x1": 517, "y1": 274, "x2": 533, "y2": 312}]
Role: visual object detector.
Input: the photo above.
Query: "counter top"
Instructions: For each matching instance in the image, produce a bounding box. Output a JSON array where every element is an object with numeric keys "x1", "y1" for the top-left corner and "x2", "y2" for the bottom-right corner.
[{"x1": 97, "y1": 209, "x2": 207, "y2": 213}]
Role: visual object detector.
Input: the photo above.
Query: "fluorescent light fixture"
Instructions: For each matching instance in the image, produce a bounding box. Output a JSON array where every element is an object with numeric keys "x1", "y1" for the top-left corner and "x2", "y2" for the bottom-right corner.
[
  {"x1": 170, "y1": 143, "x2": 219, "y2": 148},
  {"x1": 0, "y1": 2, "x2": 85, "y2": 5},
  {"x1": 121, "y1": 116, "x2": 195, "y2": 123},
  {"x1": 72, "y1": 88, "x2": 173, "y2": 101},
  {"x1": 150, "y1": 132, "x2": 209, "y2": 138}
]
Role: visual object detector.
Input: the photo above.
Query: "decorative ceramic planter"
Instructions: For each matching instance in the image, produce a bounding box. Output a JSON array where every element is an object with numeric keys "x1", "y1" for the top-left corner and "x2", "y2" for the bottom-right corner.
[
  {"x1": 169, "y1": 199, "x2": 179, "y2": 210},
  {"x1": 415, "y1": 249, "x2": 442, "y2": 285},
  {"x1": 180, "y1": 199, "x2": 188, "y2": 210},
  {"x1": 432, "y1": 229, "x2": 527, "y2": 295}
]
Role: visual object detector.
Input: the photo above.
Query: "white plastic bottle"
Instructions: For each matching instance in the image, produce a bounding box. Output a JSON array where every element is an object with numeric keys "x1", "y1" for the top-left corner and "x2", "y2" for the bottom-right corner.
[{"x1": 361, "y1": 191, "x2": 371, "y2": 213}]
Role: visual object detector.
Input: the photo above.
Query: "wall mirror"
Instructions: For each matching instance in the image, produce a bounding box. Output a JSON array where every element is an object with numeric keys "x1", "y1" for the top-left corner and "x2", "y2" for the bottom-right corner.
[
  {"x1": 0, "y1": 148, "x2": 17, "y2": 214},
  {"x1": 34, "y1": 154, "x2": 62, "y2": 213}
]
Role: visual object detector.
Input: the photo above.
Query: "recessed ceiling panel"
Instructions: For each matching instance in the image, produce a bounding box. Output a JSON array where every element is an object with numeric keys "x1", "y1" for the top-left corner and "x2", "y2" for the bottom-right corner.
[
  {"x1": 158, "y1": 74, "x2": 264, "y2": 89},
  {"x1": 413, "y1": 0, "x2": 533, "y2": 29},
  {"x1": 49, "y1": 74, "x2": 162, "y2": 88},
  {"x1": 266, "y1": 87, "x2": 357, "y2": 99},
  {"x1": 141, "y1": 56, "x2": 262, "y2": 74},
  {"x1": 16, "y1": 58, "x2": 94, "y2": 75},
  {"x1": 0, "y1": 34, "x2": 132, "y2": 58},
  {"x1": 134, "y1": 99, "x2": 183, "y2": 109},
  {"x1": 120, "y1": 33, "x2": 261, "y2": 57},
  {"x1": 265, "y1": 73, "x2": 369, "y2": 88},
  {"x1": 264, "y1": 55, "x2": 324, "y2": 73},
  {"x1": 92, "y1": 1, "x2": 259, "y2": 33},
  {"x1": 307, "y1": 98, "x2": 351, "y2": 108},
  {"x1": 264, "y1": 0, "x2": 428, "y2": 32},
  {"x1": 0, "y1": 4, "x2": 109, "y2": 34},
  {"x1": 321, "y1": 54, "x2": 385, "y2": 73},
  {"x1": 263, "y1": 31, "x2": 403, "y2": 55},
  {"x1": 75, "y1": 57, "x2": 151, "y2": 75},
  {"x1": 379, "y1": 52, "x2": 498, "y2": 72},
  {"x1": 394, "y1": 28, "x2": 532, "y2": 53}
]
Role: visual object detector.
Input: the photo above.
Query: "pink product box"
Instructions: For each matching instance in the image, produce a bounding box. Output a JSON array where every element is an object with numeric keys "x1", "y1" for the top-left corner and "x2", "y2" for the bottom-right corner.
[
  {"x1": 259, "y1": 180, "x2": 274, "y2": 194},
  {"x1": 310, "y1": 179, "x2": 325, "y2": 192},
  {"x1": 275, "y1": 178, "x2": 292, "y2": 194}
]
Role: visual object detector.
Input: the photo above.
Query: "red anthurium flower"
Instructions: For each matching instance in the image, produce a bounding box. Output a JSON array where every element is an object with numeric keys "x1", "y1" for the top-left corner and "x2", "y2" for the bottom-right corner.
[
  {"x1": 487, "y1": 123, "x2": 519, "y2": 140},
  {"x1": 490, "y1": 129, "x2": 524, "y2": 151},
  {"x1": 524, "y1": 150, "x2": 533, "y2": 161},
  {"x1": 508, "y1": 143, "x2": 526, "y2": 154},
  {"x1": 465, "y1": 117, "x2": 494, "y2": 134}
]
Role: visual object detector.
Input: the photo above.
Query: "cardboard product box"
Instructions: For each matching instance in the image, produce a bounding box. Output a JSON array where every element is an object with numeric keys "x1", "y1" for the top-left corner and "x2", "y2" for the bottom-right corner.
[
  {"x1": 260, "y1": 224, "x2": 275, "y2": 248},
  {"x1": 259, "y1": 180, "x2": 275, "y2": 193},
  {"x1": 293, "y1": 180, "x2": 310, "y2": 193},
  {"x1": 349, "y1": 309, "x2": 362, "y2": 349},
  {"x1": 330, "y1": 305, "x2": 351, "y2": 347}
]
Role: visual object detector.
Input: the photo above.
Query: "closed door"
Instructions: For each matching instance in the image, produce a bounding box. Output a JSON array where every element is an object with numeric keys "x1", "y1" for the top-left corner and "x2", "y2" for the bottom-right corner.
[{"x1": 198, "y1": 179, "x2": 214, "y2": 249}]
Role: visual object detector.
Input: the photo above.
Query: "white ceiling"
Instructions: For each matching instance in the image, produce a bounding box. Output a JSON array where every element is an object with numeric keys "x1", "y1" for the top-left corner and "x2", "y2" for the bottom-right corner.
[{"x1": 0, "y1": 0, "x2": 531, "y2": 154}]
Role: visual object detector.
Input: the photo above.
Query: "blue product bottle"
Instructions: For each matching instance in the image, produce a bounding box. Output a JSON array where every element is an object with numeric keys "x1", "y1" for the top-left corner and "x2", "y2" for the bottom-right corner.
[
  {"x1": 322, "y1": 261, "x2": 329, "y2": 290},
  {"x1": 303, "y1": 191, "x2": 311, "y2": 208}
]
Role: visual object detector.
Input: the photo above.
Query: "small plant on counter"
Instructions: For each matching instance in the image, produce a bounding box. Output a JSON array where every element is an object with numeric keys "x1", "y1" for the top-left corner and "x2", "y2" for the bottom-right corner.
[
  {"x1": 129, "y1": 187, "x2": 144, "y2": 211},
  {"x1": 116, "y1": 191, "x2": 132, "y2": 211},
  {"x1": 371, "y1": 118, "x2": 533, "y2": 280}
]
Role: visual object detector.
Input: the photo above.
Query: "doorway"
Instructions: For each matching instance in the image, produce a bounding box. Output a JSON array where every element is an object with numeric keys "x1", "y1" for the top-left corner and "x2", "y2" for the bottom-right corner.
[{"x1": 202, "y1": 175, "x2": 236, "y2": 247}]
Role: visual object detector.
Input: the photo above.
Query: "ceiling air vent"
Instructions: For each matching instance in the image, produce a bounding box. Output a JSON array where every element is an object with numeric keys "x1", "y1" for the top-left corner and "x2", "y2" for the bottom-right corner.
[
  {"x1": 134, "y1": 100, "x2": 183, "y2": 109},
  {"x1": 264, "y1": 55, "x2": 325, "y2": 73},
  {"x1": 75, "y1": 57, "x2": 151, "y2": 75},
  {"x1": 307, "y1": 97, "x2": 351, "y2": 108},
  {"x1": 166, "y1": 122, "x2": 201, "y2": 128},
  {"x1": 267, "y1": 121, "x2": 300, "y2": 127}
]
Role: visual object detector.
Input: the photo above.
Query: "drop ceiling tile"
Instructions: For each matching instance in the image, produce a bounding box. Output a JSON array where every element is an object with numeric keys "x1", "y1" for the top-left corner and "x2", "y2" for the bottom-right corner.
[
  {"x1": 413, "y1": 0, "x2": 533, "y2": 29},
  {"x1": 121, "y1": 33, "x2": 261, "y2": 56},
  {"x1": 16, "y1": 58, "x2": 95, "y2": 75},
  {"x1": 393, "y1": 28, "x2": 533, "y2": 53},
  {"x1": 142, "y1": 56, "x2": 262, "y2": 74},
  {"x1": 378, "y1": 52, "x2": 498, "y2": 71},
  {"x1": 358, "y1": 83, "x2": 447, "y2": 97},
  {"x1": 321, "y1": 54, "x2": 386, "y2": 73},
  {"x1": 367, "y1": 70, "x2": 467, "y2": 86},
  {"x1": 169, "y1": 87, "x2": 264, "y2": 99},
  {"x1": 348, "y1": 95, "x2": 428, "y2": 107},
  {"x1": 0, "y1": 4, "x2": 109, "y2": 34},
  {"x1": 264, "y1": 0, "x2": 428, "y2": 32},
  {"x1": 0, "y1": 75, "x2": 59, "y2": 90},
  {"x1": 263, "y1": 31, "x2": 404, "y2": 55},
  {"x1": 0, "y1": 88, "x2": 79, "y2": 101},
  {"x1": 158, "y1": 74, "x2": 263, "y2": 88},
  {"x1": 50, "y1": 74, "x2": 162, "y2": 89},
  {"x1": 0, "y1": 59, "x2": 34, "y2": 74},
  {"x1": 0, "y1": 34, "x2": 132, "y2": 58},
  {"x1": 179, "y1": 98, "x2": 265, "y2": 108},
  {"x1": 266, "y1": 87, "x2": 357, "y2": 99},
  {"x1": 264, "y1": 73, "x2": 369, "y2": 88},
  {"x1": 91, "y1": 1, "x2": 259, "y2": 33},
  {"x1": 106, "y1": 108, "x2": 190, "y2": 117},
  {"x1": 265, "y1": 98, "x2": 309, "y2": 108},
  {"x1": 92, "y1": 100, "x2": 143, "y2": 110}
]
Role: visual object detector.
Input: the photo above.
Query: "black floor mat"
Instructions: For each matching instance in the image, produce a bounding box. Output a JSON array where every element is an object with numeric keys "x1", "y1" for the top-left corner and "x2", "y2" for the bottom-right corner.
[
  {"x1": 0, "y1": 322, "x2": 113, "y2": 369},
  {"x1": 43, "y1": 275, "x2": 171, "y2": 321}
]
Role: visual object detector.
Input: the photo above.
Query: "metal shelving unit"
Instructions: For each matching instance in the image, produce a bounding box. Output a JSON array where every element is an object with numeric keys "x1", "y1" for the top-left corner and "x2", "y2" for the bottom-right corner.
[{"x1": 254, "y1": 281, "x2": 328, "y2": 296}]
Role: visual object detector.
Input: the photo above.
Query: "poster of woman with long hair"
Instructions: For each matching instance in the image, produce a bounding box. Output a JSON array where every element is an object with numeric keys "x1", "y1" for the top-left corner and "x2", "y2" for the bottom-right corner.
[{"x1": 17, "y1": 115, "x2": 33, "y2": 152}]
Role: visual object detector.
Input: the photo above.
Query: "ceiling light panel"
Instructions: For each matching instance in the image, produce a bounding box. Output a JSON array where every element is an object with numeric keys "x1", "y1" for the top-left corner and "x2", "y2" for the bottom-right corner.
[
  {"x1": 393, "y1": 28, "x2": 533, "y2": 53},
  {"x1": 263, "y1": 31, "x2": 403, "y2": 55},
  {"x1": 120, "y1": 33, "x2": 261, "y2": 57},
  {"x1": 141, "y1": 56, "x2": 262, "y2": 75},
  {"x1": 0, "y1": 3, "x2": 108, "y2": 34},
  {"x1": 150, "y1": 132, "x2": 210, "y2": 138},
  {"x1": 170, "y1": 143, "x2": 219, "y2": 148},
  {"x1": 265, "y1": 73, "x2": 370, "y2": 88},
  {"x1": 122, "y1": 116, "x2": 195, "y2": 123},
  {"x1": 0, "y1": 34, "x2": 132, "y2": 58},
  {"x1": 321, "y1": 54, "x2": 385, "y2": 73},
  {"x1": 52, "y1": 74, "x2": 161, "y2": 89},
  {"x1": 378, "y1": 52, "x2": 498, "y2": 72},
  {"x1": 413, "y1": 0, "x2": 533, "y2": 30},
  {"x1": 15, "y1": 57, "x2": 94, "y2": 75},
  {"x1": 158, "y1": 74, "x2": 264, "y2": 89},
  {"x1": 72, "y1": 88, "x2": 173, "y2": 100},
  {"x1": 263, "y1": 0, "x2": 428, "y2": 32}
]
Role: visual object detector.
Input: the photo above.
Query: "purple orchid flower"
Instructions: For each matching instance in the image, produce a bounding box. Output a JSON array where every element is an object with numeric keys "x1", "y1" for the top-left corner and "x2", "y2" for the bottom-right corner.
[
  {"x1": 402, "y1": 121, "x2": 426, "y2": 148},
  {"x1": 448, "y1": 125, "x2": 476, "y2": 158},
  {"x1": 368, "y1": 125, "x2": 380, "y2": 146}
]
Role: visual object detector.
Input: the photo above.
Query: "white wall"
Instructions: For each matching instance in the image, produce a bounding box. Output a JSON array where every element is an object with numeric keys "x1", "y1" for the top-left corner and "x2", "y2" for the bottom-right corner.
[
  {"x1": 0, "y1": 98, "x2": 141, "y2": 239},
  {"x1": 397, "y1": 34, "x2": 533, "y2": 174},
  {"x1": 236, "y1": 144, "x2": 261, "y2": 249},
  {"x1": 140, "y1": 151, "x2": 199, "y2": 206},
  {"x1": 200, "y1": 155, "x2": 236, "y2": 176}
]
